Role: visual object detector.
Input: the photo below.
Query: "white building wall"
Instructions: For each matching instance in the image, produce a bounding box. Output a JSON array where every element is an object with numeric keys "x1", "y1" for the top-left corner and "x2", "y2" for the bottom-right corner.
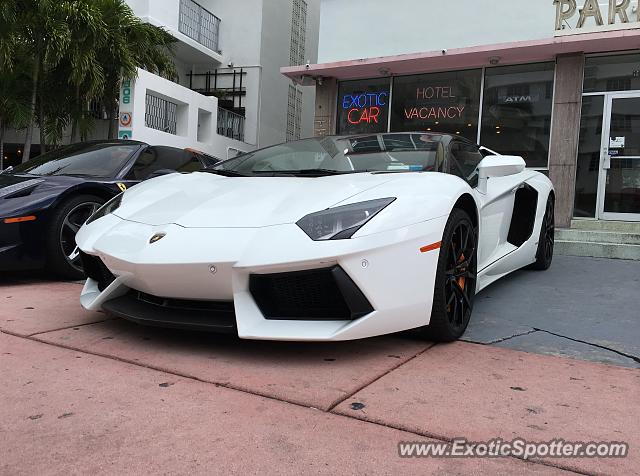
[
  {"x1": 203, "y1": 0, "x2": 264, "y2": 66},
  {"x1": 125, "y1": 0, "x2": 224, "y2": 64},
  {"x1": 122, "y1": 68, "x2": 250, "y2": 160},
  {"x1": 260, "y1": 0, "x2": 321, "y2": 144},
  {"x1": 318, "y1": 0, "x2": 556, "y2": 62}
]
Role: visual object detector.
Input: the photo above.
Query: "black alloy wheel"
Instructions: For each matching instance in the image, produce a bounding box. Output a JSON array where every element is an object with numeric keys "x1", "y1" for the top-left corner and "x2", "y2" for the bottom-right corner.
[
  {"x1": 421, "y1": 209, "x2": 477, "y2": 342},
  {"x1": 46, "y1": 195, "x2": 105, "y2": 279}
]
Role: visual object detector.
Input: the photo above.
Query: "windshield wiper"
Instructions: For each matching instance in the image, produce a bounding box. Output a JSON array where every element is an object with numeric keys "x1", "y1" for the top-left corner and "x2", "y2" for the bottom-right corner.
[
  {"x1": 201, "y1": 168, "x2": 247, "y2": 177},
  {"x1": 252, "y1": 169, "x2": 353, "y2": 177},
  {"x1": 64, "y1": 173, "x2": 96, "y2": 178}
]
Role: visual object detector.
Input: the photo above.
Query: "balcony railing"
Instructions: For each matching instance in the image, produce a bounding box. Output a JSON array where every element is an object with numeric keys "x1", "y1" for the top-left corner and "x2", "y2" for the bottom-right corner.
[
  {"x1": 178, "y1": 0, "x2": 221, "y2": 52},
  {"x1": 217, "y1": 108, "x2": 245, "y2": 142},
  {"x1": 145, "y1": 93, "x2": 178, "y2": 135}
]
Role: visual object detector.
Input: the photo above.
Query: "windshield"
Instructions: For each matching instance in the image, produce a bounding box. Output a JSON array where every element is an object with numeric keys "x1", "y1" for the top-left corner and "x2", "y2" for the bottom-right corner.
[
  {"x1": 11, "y1": 142, "x2": 140, "y2": 178},
  {"x1": 215, "y1": 133, "x2": 445, "y2": 176}
]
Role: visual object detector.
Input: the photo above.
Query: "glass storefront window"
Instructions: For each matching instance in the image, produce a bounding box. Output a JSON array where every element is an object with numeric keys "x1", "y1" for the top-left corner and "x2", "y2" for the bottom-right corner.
[
  {"x1": 480, "y1": 63, "x2": 555, "y2": 168},
  {"x1": 337, "y1": 78, "x2": 391, "y2": 135},
  {"x1": 390, "y1": 70, "x2": 482, "y2": 141},
  {"x1": 574, "y1": 96, "x2": 604, "y2": 218},
  {"x1": 583, "y1": 54, "x2": 640, "y2": 93}
]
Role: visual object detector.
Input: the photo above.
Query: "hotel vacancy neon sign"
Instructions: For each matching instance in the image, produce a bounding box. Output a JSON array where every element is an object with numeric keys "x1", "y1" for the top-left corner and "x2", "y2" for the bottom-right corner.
[
  {"x1": 342, "y1": 91, "x2": 388, "y2": 124},
  {"x1": 404, "y1": 86, "x2": 465, "y2": 120},
  {"x1": 554, "y1": 0, "x2": 640, "y2": 35}
]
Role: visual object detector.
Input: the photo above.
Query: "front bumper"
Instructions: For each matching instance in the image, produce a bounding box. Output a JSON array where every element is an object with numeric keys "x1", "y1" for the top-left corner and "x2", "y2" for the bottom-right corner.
[
  {"x1": 0, "y1": 219, "x2": 45, "y2": 271},
  {"x1": 77, "y1": 214, "x2": 446, "y2": 341}
]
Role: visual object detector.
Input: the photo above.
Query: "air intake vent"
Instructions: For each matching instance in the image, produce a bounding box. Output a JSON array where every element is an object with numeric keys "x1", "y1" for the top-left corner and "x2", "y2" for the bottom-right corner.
[
  {"x1": 249, "y1": 266, "x2": 373, "y2": 321},
  {"x1": 79, "y1": 251, "x2": 115, "y2": 291}
]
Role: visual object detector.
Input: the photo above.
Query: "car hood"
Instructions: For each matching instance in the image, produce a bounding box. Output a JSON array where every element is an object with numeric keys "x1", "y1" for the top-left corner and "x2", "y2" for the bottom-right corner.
[
  {"x1": 0, "y1": 173, "x2": 89, "y2": 193},
  {"x1": 114, "y1": 171, "x2": 397, "y2": 228}
]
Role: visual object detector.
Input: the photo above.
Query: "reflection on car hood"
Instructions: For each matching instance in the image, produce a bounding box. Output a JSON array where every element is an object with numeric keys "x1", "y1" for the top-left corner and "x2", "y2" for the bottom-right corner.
[
  {"x1": 0, "y1": 176, "x2": 46, "y2": 198},
  {"x1": 114, "y1": 171, "x2": 397, "y2": 228}
]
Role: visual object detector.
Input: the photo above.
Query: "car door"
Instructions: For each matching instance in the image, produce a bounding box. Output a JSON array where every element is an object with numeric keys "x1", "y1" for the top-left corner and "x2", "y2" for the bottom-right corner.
[
  {"x1": 466, "y1": 145, "x2": 531, "y2": 269},
  {"x1": 448, "y1": 141, "x2": 523, "y2": 270}
]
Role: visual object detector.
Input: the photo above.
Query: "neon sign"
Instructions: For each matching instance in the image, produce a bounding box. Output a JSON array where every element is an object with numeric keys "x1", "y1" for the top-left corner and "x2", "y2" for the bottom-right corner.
[
  {"x1": 404, "y1": 106, "x2": 465, "y2": 120},
  {"x1": 342, "y1": 91, "x2": 388, "y2": 125}
]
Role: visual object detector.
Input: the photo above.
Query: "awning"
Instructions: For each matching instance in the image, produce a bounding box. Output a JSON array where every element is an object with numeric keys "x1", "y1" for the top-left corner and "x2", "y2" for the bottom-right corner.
[{"x1": 281, "y1": 29, "x2": 640, "y2": 82}]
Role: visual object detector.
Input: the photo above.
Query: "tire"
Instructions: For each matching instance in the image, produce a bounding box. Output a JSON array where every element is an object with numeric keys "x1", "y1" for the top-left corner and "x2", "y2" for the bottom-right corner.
[
  {"x1": 46, "y1": 194, "x2": 105, "y2": 279},
  {"x1": 419, "y1": 209, "x2": 478, "y2": 342},
  {"x1": 528, "y1": 194, "x2": 554, "y2": 271}
]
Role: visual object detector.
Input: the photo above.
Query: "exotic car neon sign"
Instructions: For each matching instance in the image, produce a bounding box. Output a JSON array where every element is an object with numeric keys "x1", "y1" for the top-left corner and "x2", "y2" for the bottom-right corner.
[{"x1": 342, "y1": 91, "x2": 388, "y2": 125}]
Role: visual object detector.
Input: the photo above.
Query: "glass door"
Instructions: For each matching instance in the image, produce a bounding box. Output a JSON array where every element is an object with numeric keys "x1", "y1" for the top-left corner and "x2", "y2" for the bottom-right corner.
[{"x1": 598, "y1": 93, "x2": 640, "y2": 221}]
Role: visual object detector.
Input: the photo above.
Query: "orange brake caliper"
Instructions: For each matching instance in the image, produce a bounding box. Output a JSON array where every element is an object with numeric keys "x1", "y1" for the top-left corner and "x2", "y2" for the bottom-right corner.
[
  {"x1": 448, "y1": 253, "x2": 466, "y2": 313},
  {"x1": 457, "y1": 253, "x2": 466, "y2": 289}
]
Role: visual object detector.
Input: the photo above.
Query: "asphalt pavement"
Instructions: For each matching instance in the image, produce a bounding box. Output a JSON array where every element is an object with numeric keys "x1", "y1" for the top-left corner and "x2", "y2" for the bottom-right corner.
[{"x1": 465, "y1": 255, "x2": 640, "y2": 368}]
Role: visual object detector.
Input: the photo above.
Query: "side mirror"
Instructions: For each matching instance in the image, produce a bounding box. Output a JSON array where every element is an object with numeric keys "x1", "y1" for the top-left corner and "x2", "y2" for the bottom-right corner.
[
  {"x1": 476, "y1": 155, "x2": 526, "y2": 194},
  {"x1": 147, "y1": 169, "x2": 177, "y2": 179}
]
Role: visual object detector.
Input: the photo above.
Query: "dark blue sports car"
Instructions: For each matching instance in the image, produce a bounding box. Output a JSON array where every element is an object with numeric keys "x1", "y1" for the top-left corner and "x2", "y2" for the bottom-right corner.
[{"x1": 0, "y1": 140, "x2": 219, "y2": 279}]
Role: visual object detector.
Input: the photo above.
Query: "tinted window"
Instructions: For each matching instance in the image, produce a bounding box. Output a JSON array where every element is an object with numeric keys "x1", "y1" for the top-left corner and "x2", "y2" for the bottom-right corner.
[
  {"x1": 127, "y1": 146, "x2": 200, "y2": 180},
  {"x1": 583, "y1": 54, "x2": 640, "y2": 93},
  {"x1": 480, "y1": 63, "x2": 554, "y2": 168},
  {"x1": 449, "y1": 142, "x2": 483, "y2": 185},
  {"x1": 390, "y1": 69, "x2": 482, "y2": 141},
  {"x1": 10, "y1": 142, "x2": 139, "y2": 178}
]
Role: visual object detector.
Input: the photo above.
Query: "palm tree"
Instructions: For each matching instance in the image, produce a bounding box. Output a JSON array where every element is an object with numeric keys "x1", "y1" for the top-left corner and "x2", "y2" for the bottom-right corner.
[
  {"x1": 11, "y1": 0, "x2": 72, "y2": 161},
  {"x1": 0, "y1": 69, "x2": 30, "y2": 170},
  {"x1": 0, "y1": 0, "x2": 176, "y2": 159},
  {"x1": 0, "y1": 4, "x2": 30, "y2": 169},
  {"x1": 95, "y1": 0, "x2": 177, "y2": 139}
]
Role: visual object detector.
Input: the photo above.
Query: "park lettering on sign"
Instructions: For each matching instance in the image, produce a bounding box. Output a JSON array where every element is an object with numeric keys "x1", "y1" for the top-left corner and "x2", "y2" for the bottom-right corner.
[{"x1": 554, "y1": 0, "x2": 640, "y2": 35}]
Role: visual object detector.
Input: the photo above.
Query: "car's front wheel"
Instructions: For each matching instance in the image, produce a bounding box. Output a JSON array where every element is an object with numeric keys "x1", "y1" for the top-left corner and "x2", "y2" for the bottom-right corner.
[
  {"x1": 420, "y1": 209, "x2": 477, "y2": 342},
  {"x1": 46, "y1": 194, "x2": 105, "y2": 279}
]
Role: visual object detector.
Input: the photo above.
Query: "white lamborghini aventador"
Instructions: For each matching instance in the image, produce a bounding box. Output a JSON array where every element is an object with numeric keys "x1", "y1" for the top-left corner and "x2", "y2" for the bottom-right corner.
[{"x1": 76, "y1": 133, "x2": 554, "y2": 342}]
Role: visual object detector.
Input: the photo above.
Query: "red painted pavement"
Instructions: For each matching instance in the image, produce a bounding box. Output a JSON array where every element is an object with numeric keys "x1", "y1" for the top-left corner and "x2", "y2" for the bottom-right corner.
[
  {"x1": 0, "y1": 281, "x2": 108, "y2": 336},
  {"x1": 1, "y1": 281, "x2": 638, "y2": 474},
  {"x1": 334, "y1": 341, "x2": 640, "y2": 475},
  {"x1": 35, "y1": 318, "x2": 432, "y2": 411},
  {"x1": 0, "y1": 333, "x2": 566, "y2": 476}
]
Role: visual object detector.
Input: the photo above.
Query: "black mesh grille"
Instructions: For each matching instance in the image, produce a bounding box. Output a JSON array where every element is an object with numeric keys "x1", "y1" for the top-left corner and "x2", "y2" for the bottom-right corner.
[
  {"x1": 249, "y1": 266, "x2": 373, "y2": 321},
  {"x1": 79, "y1": 251, "x2": 115, "y2": 291},
  {"x1": 102, "y1": 290, "x2": 236, "y2": 333},
  {"x1": 137, "y1": 291, "x2": 235, "y2": 314}
]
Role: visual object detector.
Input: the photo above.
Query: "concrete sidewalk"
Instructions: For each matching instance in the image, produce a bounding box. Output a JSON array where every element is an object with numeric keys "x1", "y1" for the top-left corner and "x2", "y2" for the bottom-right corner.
[{"x1": 1, "y1": 281, "x2": 639, "y2": 475}]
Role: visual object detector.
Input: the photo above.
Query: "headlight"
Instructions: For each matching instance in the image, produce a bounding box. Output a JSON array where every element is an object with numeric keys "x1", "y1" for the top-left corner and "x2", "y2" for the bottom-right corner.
[
  {"x1": 296, "y1": 198, "x2": 395, "y2": 241},
  {"x1": 85, "y1": 193, "x2": 123, "y2": 225}
]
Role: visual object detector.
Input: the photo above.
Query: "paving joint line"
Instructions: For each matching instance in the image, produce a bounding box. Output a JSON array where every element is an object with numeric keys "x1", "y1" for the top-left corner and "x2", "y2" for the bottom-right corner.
[
  {"x1": 1, "y1": 328, "x2": 316, "y2": 410},
  {"x1": 532, "y1": 328, "x2": 640, "y2": 364},
  {"x1": 325, "y1": 342, "x2": 437, "y2": 412},
  {"x1": 465, "y1": 329, "x2": 539, "y2": 345},
  {"x1": 26, "y1": 318, "x2": 113, "y2": 337},
  {"x1": 0, "y1": 329, "x2": 602, "y2": 475},
  {"x1": 329, "y1": 411, "x2": 594, "y2": 476}
]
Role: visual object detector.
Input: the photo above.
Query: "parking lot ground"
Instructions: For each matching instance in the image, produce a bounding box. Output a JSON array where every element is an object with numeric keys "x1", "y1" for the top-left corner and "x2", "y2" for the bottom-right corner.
[
  {"x1": 465, "y1": 255, "x2": 640, "y2": 369},
  {"x1": 1, "y1": 258, "x2": 639, "y2": 475}
]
